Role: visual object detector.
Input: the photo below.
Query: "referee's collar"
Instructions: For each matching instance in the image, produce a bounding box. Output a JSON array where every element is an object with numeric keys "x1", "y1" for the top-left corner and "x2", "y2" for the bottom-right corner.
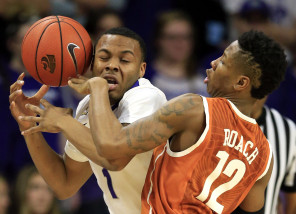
[{"x1": 256, "y1": 106, "x2": 267, "y2": 126}]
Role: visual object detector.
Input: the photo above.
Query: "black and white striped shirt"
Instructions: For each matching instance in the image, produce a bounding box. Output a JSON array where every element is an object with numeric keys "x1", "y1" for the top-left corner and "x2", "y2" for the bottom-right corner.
[{"x1": 257, "y1": 106, "x2": 296, "y2": 214}]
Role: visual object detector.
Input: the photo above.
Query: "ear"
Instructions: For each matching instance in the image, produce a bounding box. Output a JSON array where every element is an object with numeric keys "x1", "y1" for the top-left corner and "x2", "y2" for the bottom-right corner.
[
  {"x1": 233, "y1": 75, "x2": 250, "y2": 91},
  {"x1": 139, "y1": 62, "x2": 146, "y2": 78}
]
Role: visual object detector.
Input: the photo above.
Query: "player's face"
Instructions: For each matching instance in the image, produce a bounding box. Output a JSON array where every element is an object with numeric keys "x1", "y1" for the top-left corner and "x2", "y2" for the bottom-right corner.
[
  {"x1": 92, "y1": 34, "x2": 146, "y2": 105},
  {"x1": 204, "y1": 40, "x2": 242, "y2": 97}
]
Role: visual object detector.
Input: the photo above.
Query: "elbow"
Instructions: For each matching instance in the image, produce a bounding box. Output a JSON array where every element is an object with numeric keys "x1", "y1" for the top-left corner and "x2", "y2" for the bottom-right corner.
[
  {"x1": 103, "y1": 157, "x2": 133, "y2": 172},
  {"x1": 93, "y1": 132, "x2": 125, "y2": 159},
  {"x1": 95, "y1": 141, "x2": 119, "y2": 159},
  {"x1": 105, "y1": 162, "x2": 127, "y2": 171}
]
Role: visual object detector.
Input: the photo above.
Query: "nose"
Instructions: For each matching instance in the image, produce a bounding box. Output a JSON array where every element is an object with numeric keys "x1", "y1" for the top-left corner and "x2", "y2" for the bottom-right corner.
[
  {"x1": 210, "y1": 57, "x2": 219, "y2": 70},
  {"x1": 106, "y1": 60, "x2": 119, "y2": 72}
]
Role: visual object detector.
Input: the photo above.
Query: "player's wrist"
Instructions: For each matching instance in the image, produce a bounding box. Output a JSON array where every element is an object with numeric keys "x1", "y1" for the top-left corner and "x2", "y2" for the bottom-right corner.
[
  {"x1": 18, "y1": 122, "x2": 36, "y2": 133},
  {"x1": 89, "y1": 77, "x2": 108, "y2": 93},
  {"x1": 55, "y1": 114, "x2": 73, "y2": 131}
]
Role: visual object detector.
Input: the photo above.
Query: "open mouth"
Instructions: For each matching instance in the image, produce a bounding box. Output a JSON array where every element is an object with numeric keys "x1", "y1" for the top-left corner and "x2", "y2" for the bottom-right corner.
[
  {"x1": 104, "y1": 76, "x2": 119, "y2": 90},
  {"x1": 204, "y1": 69, "x2": 210, "y2": 84},
  {"x1": 106, "y1": 78, "x2": 118, "y2": 84}
]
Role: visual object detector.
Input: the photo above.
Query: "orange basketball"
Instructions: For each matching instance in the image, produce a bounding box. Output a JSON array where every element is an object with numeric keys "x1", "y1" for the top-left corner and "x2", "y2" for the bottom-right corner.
[{"x1": 21, "y1": 16, "x2": 93, "y2": 87}]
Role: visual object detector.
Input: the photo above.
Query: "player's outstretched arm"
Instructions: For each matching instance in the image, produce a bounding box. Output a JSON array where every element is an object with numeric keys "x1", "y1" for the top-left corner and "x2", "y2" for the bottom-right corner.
[
  {"x1": 87, "y1": 77, "x2": 204, "y2": 159},
  {"x1": 232, "y1": 156, "x2": 274, "y2": 214},
  {"x1": 9, "y1": 73, "x2": 93, "y2": 199},
  {"x1": 22, "y1": 132, "x2": 93, "y2": 199},
  {"x1": 9, "y1": 72, "x2": 49, "y2": 131},
  {"x1": 20, "y1": 99, "x2": 133, "y2": 171}
]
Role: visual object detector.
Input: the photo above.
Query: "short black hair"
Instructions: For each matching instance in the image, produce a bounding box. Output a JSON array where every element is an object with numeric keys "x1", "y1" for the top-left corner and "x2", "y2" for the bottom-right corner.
[
  {"x1": 238, "y1": 30, "x2": 287, "y2": 99},
  {"x1": 95, "y1": 27, "x2": 147, "y2": 62}
]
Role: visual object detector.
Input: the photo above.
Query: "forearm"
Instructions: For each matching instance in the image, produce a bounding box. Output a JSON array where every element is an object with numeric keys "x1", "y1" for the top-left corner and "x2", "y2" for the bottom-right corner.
[
  {"x1": 23, "y1": 132, "x2": 71, "y2": 197},
  {"x1": 88, "y1": 82, "x2": 126, "y2": 158},
  {"x1": 57, "y1": 114, "x2": 126, "y2": 170},
  {"x1": 58, "y1": 115, "x2": 100, "y2": 160}
]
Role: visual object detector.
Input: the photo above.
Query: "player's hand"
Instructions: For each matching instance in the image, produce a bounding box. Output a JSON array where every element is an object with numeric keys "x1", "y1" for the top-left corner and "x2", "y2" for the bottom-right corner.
[
  {"x1": 19, "y1": 99, "x2": 73, "y2": 135},
  {"x1": 9, "y1": 72, "x2": 50, "y2": 131},
  {"x1": 68, "y1": 75, "x2": 90, "y2": 95}
]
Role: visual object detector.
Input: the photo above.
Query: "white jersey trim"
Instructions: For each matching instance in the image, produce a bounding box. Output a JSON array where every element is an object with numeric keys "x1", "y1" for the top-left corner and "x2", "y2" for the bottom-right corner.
[
  {"x1": 257, "y1": 143, "x2": 273, "y2": 180},
  {"x1": 227, "y1": 100, "x2": 257, "y2": 124},
  {"x1": 147, "y1": 144, "x2": 167, "y2": 214},
  {"x1": 166, "y1": 96, "x2": 209, "y2": 157}
]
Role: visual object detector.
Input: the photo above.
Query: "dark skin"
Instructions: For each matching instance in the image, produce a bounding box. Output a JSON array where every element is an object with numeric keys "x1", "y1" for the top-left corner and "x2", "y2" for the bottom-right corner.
[
  {"x1": 9, "y1": 34, "x2": 147, "y2": 199},
  {"x1": 16, "y1": 40, "x2": 273, "y2": 211}
]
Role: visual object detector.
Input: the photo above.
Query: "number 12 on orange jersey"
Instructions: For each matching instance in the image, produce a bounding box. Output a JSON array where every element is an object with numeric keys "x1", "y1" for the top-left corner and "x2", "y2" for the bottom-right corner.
[{"x1": 196, "y1": 151, "x2": 246, "y2": 214}]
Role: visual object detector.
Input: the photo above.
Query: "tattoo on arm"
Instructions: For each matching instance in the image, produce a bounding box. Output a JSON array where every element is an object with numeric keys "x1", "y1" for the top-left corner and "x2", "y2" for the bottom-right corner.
[{"x1": 123, "y1": 95, "x2": 197, "y2": 153}]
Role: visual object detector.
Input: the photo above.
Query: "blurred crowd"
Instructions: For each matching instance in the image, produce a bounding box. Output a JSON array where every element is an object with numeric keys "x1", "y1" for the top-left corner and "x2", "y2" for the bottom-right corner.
[{"x1": 0, "y1": 0, "x2": 296, "y2": 213}]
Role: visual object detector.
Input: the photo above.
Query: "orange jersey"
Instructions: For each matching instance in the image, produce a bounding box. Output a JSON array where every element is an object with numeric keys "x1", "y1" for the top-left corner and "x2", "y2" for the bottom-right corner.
[{"x1": 141, "y1": 97, "x2": 272, "y2": 214}]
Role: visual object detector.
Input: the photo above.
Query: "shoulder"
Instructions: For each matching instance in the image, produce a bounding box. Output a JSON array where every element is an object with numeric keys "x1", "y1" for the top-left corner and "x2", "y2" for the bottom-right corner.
[
  {"x1": 122, "y1": 78, "x2": 167, "y2": 103},
  {"x1": 162, "y1": 93, "x2": 205, "y2": 124},
  {"x1": 158, "y1": 93, "x2": 207, "y2": 135},
  {"x1": 169, "y1": 93, "x2": 204, "y2": 108}
]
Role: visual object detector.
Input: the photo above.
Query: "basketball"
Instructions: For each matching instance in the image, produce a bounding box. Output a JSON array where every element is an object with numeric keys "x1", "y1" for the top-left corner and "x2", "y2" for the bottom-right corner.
[{"x1": 21, "y1": 16, "x2": 93, "y2": 87}]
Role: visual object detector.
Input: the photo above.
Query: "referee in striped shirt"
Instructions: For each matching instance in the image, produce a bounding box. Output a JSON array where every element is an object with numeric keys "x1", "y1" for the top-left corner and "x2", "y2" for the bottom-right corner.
[{"x1": 251, "y1": 97, "x2": 296, "y2": 214}]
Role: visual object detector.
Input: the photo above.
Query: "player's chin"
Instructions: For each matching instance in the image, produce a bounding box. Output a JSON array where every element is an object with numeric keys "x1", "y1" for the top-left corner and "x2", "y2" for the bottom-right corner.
[{"x1": 109, "y1": 92, "x2": 123, "y2": 105}]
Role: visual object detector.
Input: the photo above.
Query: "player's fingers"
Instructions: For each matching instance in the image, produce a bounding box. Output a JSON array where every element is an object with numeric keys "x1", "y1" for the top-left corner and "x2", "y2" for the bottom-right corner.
[
  {"x1": 9, "y1": 101, "x2": 17, "y2": 116},
  {"x1": 9, "y1": 101, "x2": 23, "y2": 120},
  {"x1": 69, "y1": 78, "x2": 86, "y2": 84},
  {"x1": 40, "y1": 99, "x2": 51, "y2": 108},
  {"x1": 25, "y1": 103, "x2": 44, "y2": 115},
  {"x1": 77, "y1": 75, "x2": 89, "y2": 80},
  {"x1": 9, "y1": 90, "x2": 22, "y2": 103},
  {"x1": 21, "y1": 126, "x2": 41, "y2": 136},
  {"x1": 33, "y1": 85, "x2": 50, "y2": 100},
  {"x1": 68, "y1": 80, "x2": 78, "y2": 90},
  {"x1": 17, "y1": 72, "x2": 25, "y2": 81},
  {"x1": 10, "y1": 72, "x2": 25, "y2": 93},
  {"x1": 10, "y1": 79, "x2": 24, "y2": 94},
  {"x1": 18, "y1": 115, "x2": 42, "y2": 123}
]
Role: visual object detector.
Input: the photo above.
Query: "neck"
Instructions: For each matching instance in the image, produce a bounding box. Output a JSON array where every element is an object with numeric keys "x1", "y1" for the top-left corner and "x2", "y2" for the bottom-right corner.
[
  {"x1": 250, "y1": 105, "x2": 263, "y2": 120},
  {"x1": 227, "y1": 97, "x2": 257, "y2": 117}
]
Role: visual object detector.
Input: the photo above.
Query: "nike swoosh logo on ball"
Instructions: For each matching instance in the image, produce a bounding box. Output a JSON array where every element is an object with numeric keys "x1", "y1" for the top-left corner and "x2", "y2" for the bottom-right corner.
[{"x1": 67, "y1": 43, "x2": 80, "y2": 75}]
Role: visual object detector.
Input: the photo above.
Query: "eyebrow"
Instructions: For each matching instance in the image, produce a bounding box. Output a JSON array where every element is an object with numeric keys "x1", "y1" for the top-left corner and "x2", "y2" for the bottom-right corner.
[
  {"x1": 97, "y1": 49, "x2": 110, "y2": 54},
  {"x1": 97, "y1": 49, "x2": 135, "y2": 56},
  {"x1": 121, "y1": 50, "x2": 135, "y2": 56}
]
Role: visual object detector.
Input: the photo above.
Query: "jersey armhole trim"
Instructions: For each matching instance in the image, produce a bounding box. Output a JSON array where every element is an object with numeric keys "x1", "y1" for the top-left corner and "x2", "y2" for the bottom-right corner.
[
  {"x1": 166, "y1": 96, "x2": 210, "y2": 157},
  {"x1": 257, "y1": 143, "x2": 273, "y2": 180}
]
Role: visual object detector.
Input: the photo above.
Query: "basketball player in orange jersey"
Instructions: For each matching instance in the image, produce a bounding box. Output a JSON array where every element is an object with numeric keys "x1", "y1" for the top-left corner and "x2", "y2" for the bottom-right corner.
[{"x1": 20, "y1": 30, "x2": 287, "y2": 213}]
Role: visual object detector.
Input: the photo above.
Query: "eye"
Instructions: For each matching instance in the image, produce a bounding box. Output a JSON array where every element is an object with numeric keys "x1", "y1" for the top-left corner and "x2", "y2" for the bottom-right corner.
[
  {"x1": 120, "y1": 59, "x2": 130, "y2": 63},
  {"x1": 99, "y1": 56, "x2": 109, "y2": 61}
]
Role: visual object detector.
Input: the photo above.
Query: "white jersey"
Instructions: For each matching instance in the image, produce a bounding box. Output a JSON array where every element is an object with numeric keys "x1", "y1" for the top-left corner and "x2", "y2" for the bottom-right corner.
[{"x1": 65, "y1": 78, "x2": 167, "y2": 214}]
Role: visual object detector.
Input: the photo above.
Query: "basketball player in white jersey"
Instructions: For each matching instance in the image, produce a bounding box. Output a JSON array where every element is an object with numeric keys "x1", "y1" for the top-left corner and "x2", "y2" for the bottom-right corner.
[{"x1": 9, "y1": 27, "x2": 167, "y2": 214}]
